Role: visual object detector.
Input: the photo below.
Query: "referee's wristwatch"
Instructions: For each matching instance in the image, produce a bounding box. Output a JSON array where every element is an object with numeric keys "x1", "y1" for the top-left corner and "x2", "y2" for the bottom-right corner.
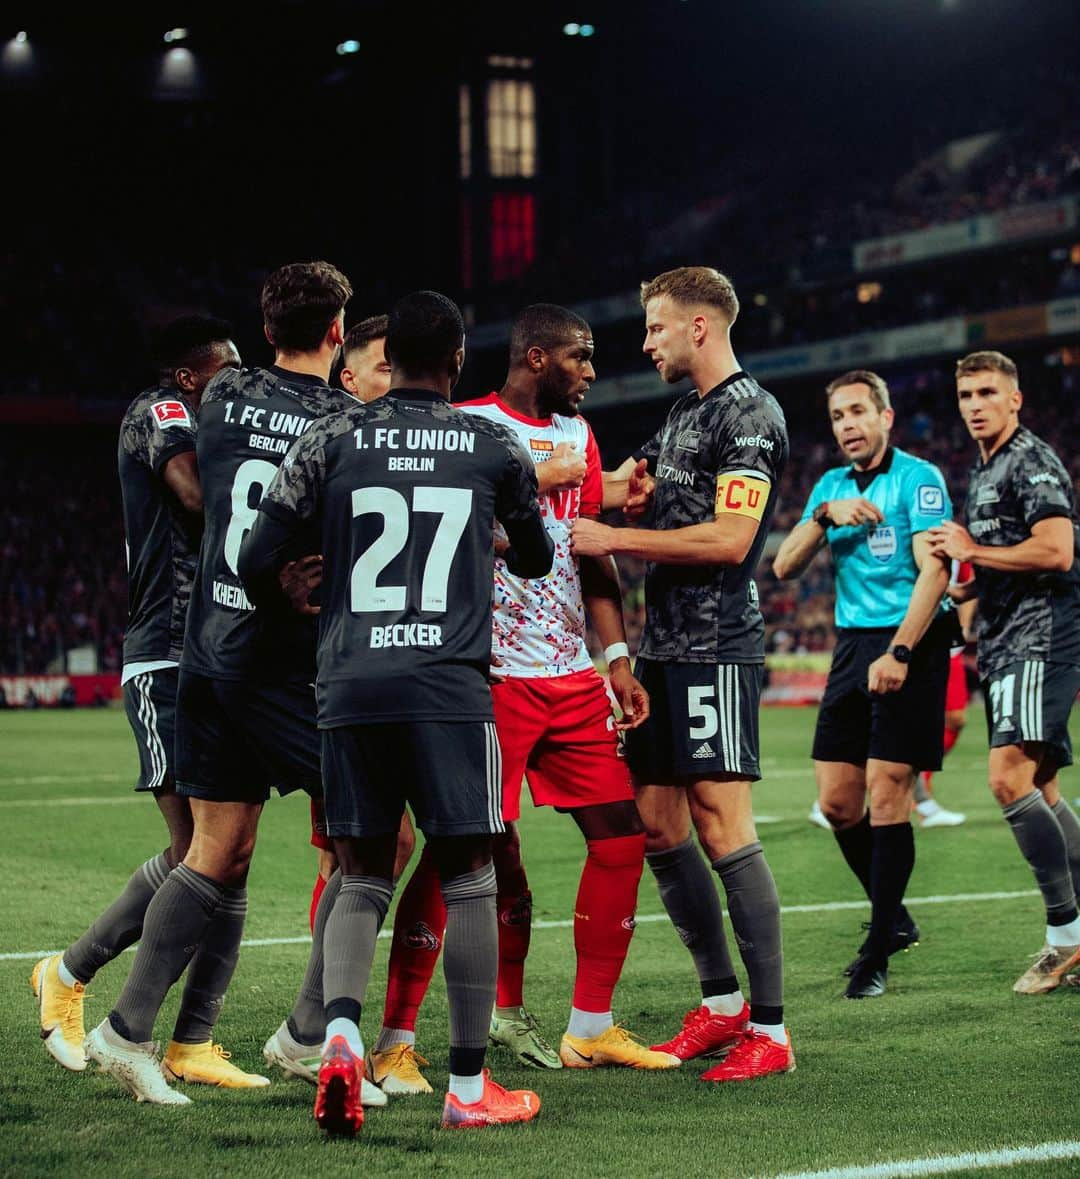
[
  {"x1": 812, "y1": 502, "x2": 835, "y2": 529},
  {"x1": 888, "y1": 644, "x2": 912, "y2": 664}
]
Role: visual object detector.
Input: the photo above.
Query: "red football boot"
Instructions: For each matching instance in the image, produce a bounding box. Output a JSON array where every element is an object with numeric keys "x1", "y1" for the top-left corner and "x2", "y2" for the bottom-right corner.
[
  {"x1": 315, "y1": 1035, "x2": 365, "y2": 1137},
  {"x1": 650, "y1": 1002, "x2": 749, "y2": 1060},
  {"x1": 441, "y1": 1070, "x2": 541, "y2": 1129},
  {"x1": 699, "y1": 1029, "x2": 795, "y2": 1082}
]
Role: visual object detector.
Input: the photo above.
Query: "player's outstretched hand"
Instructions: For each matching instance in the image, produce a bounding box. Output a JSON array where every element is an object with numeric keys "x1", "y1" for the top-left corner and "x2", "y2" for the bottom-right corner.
[
  {"x1": 867, "y1": 651, "x2": 907, "y2": 694},
  {"x1": 927, "y1": 520, "x2": 976, "y2": 563},
  {"x1": 571, "y1": 517, "x2": 617, "y2": 557},
  {"x1": 623, "y1": 459, "x2": 655, "y2": 524},
  {"x1": 539, "y1": 442, "x2": 587, "y2": 493},
  {"x1": 609, "y1": 662, "x2": 649, "y2": 730},
  {"x1": 826, "y1": 497, "x2": 884, "y2": 527},
  {"x1": 279, "y1": 554, "x2": 322, "y2": 616}
]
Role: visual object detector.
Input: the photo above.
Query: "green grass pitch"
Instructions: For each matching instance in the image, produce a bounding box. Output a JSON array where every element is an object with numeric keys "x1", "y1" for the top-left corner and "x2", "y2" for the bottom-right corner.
[{"x1": 1, "y1": 706, "x2": 1078, "y2": 1178}]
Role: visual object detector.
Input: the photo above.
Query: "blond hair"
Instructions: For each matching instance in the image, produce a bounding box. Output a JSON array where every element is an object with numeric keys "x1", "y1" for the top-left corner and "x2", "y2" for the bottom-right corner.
[{"x1": 640, "y1": 266, "x2": 739, "y2": 323}]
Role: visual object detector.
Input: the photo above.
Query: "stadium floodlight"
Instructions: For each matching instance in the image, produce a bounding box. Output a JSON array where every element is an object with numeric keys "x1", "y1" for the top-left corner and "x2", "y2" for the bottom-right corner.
[
  {"x1": 579, "y1": 24, "x2": 595, "y2": 37},
  {"x1": 563, "y1": 23, "x2": 580, "y2": 36},
  {"x1": 15, "y1": 30, "x2": 28, "y2": 44},
  {"x1": 336, "y1": 39, "x2": 361, "y2": 55},
  {"x1": 163, "y1": 28, "x2": 189, "y2": 44}
]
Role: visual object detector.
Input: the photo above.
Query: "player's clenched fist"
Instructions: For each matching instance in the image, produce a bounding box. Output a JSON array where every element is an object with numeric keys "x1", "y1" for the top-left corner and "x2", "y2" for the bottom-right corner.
[
  {"x1": 609, "y1": 661, "x2": 649, "y2": 730},
  {"x1": 867, "y1": 651, "x2": 907, "y2": 694},
  {"x1": 538, "y1": 442, "x2": 587, "y2": 493},
  {"x1": 571, "y1": 517, "x2": 616, "y2": 557},
  {"x1": 927, "y1": 520, "x2": 976, "y2": 563},
  {"x1": 825, "y1": 497, "x2": 884, "y2": 527}
]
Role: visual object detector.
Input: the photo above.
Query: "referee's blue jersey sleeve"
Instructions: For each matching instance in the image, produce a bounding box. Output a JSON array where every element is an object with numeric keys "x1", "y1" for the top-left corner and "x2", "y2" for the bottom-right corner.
[{"x1": 904, "y1": 461, "x2": 952, "y2": 534}]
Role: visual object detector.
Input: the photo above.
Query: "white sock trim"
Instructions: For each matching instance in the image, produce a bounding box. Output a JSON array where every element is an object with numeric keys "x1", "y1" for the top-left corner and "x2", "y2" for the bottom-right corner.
[
  {"x1": 566, "y1": 1008, "x2": 613, "y2": 1039},
  {"x1": 702, "y1": 991, "x2": 746, "y2": 1016},
  {"x1": 325, "y1": 1018, "x2": 364, "y2": 1057},
  {"x1": 57, "y1": 957, "x2": 79, "y2": 988},
  {"x1": 1046, "y1": 919, "x2": 1080, "y2": 947},
  {"x1": 375, "y1": 1026, "x2": 416, "y2": 1052},
  {"x1": 748, "y1": 1020, "x2": 787, "y2": 1046},
  {"x1": 448, "y1": 1071, "x2": 484, "y2": 1105}
]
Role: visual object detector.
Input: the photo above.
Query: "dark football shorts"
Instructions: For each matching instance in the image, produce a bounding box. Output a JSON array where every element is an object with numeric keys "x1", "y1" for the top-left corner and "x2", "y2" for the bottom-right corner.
[
  {"x1": 122, "y1": 666, "x2": 178, "y2": 792},
  {"x1": 321, "y1": 720, "x2": 505, "y2": 839},
  {"x1": 982, "y1": 659, "x2": 1079, "y2": 773},
  {"x1": 175, "y1": 671, "x2": 321, "y2": 804},
  {"x1": 812, "y1": 616, "x2": 951, "y2": 771},
  {"x1": 626, "y1": 659, "x2": 762, "y2": 782}
]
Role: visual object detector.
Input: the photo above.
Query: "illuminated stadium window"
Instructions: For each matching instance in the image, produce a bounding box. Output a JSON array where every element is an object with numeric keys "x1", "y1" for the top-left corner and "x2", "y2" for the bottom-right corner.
[
  {"x1": 490, "y1": 192, "x2": 536, "y2": 282},
  {"x1": 486, "y1": 76, "x2": 536, "y2": 178},
  {"x1": 459, "y1": 84, "x2": 472, "y2": 180},
  {"x1": 857, "y1": 281, "x2": 883, "y2": 304}
]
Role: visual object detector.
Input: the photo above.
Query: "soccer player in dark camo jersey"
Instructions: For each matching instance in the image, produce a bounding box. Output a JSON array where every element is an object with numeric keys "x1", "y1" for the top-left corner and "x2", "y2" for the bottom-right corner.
[
  {"x1": 239, "y1": 290, "x2": 552, "y2": 1134},
  {"x1": 31, "y1": 316, "x2": 243, "y2": 1078},
  {"x1": 929, "y1": 350, "x2": 1080, "y2": 995},
  {"x1": 573, "y1": 265, "x2": 795, "y2": 1081},
  {"x1": 84, "y1": 262, "x2": 356, "y2": 1106}
]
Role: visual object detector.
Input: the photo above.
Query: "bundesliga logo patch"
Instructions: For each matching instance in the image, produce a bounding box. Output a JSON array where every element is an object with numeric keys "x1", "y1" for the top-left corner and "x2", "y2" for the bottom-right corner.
[
  {"x1": 917, "y1": 484, "x2": 946, "y2": 515},
  {"x1": 151, "y1": 399, "x2": 192, "y2": 429}
]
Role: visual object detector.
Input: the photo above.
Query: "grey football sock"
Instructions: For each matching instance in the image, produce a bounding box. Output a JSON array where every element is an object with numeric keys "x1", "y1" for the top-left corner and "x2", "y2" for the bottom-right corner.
[
  {"x1": 1002, "y1": 792, "x2": 1078, "y2": 925},
  {"x1": 712, "y1": 841, "x2": 784, "y2": 1012},
  {"x1": 1050, "y1": 799, "x2": 1080, "y2": 900},
  {"x1": 63, "y1": 852, "x2": 171, "y2": 984},
  {"x1": 171, "y1": 886, "x2": 247, "y2": 1044},
  {"x1": 646, "y1": 838, "x2": 737, "y2": 993},
  {"x1": 441, "y1": 864, "x2": 498, "y2": 1052},
  {"x1": 913, "y1": 776, "x2": 931, "y2": 805},
  {"x1": 287, "y1": 870, "x2": 342, "y2": 1046},
  {"x1": 322, "y1": 875, "x2": 394, "y2": 1023},
  {"x1": 109, "y1": 863, "x2": 223, "y2": 1044}
]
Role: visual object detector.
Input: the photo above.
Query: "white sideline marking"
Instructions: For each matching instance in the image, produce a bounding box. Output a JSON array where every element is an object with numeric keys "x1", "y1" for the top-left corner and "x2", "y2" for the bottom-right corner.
[
  {"x1": 766, "y1": 1138, "x2": 1080, "y2": 1179},
  {"x1": 0, "y1": 887, "x2": 1037, "y2": 962},
  {"x1": 0, "y1": 773, "x2": 128, "y2": 789},
  {"x1": 0, "y1": 796, "x2": 142, "y2": 808}
]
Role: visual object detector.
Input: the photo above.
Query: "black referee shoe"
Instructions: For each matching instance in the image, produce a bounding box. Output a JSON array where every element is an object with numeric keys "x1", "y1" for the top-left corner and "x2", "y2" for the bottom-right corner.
[
  {"x1": 844, "y1": 956, "x2": 888, "y2": 999},
  {"x1": 843, "y1": 911, "x2": 920, "y2": 977}
]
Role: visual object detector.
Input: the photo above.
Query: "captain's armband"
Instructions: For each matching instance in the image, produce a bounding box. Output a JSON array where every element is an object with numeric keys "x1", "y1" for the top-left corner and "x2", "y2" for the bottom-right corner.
[{"x1": 714, "y1": 470, "x2": 772, "y2": 521}]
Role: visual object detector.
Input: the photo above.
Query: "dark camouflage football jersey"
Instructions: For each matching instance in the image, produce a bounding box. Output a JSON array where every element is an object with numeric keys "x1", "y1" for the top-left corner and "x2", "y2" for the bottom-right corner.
[
  {"x1": 633, "y1": 371, "x2": 788, "y2": 663},
  {"x1": 249, "y1": 389, "x2": 547, "y2": 726},
  {"x1": 964, "y1": 425, "x2": 1080, "y2": 675},
  {"x1": 118, "y1": 386, "x2": 200, "y2": 665},
  {"x1": 181, "y1": 365, "x2": 353, "y2": 683}
]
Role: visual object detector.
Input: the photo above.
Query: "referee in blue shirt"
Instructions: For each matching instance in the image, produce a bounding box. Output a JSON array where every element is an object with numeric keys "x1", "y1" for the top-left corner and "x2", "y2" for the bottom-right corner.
[{"x1": 774, "y1": 370, "x2": 953, "y2": 998}]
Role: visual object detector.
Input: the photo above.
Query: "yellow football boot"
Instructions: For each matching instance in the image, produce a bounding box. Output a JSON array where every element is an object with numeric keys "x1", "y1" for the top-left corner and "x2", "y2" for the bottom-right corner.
[
  {"x1": 31, "y1": 955, "x2": 87, "y2": 1071},
  {"x1": 163, "y1": 1041, "x2": 270, "y2": 1088},
  {"x1": 559, "y1": 1024, "x2": 681, "y2": 1070},
  {"x1": 366, "y1": 1043, "x2": 434, "y2": 1095}
]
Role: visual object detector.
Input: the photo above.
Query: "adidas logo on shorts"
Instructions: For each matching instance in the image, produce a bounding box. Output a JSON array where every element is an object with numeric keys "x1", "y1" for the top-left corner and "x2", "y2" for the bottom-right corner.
[{"x1": 692, "y1": 741, "x2": 716, "y2": 759}]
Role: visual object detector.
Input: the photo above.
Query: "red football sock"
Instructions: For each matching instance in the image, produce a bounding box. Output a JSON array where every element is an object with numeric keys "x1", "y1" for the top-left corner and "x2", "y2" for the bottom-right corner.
[
  {"x1": 493, "y1": 847, "x2": 532, "y2": 1009},
  {"x1": 382, "y1": 845, "x2": 446, "y2": 1032},
  {"x1": 943, "y1": 726, "x2": 960, "y2": 757},
  {"x1": 571, "y1": 833, "x2": 646, "y2": 1013},
  {"x1": 309, "y1": 873, "x2": 327, "y2": 934}
]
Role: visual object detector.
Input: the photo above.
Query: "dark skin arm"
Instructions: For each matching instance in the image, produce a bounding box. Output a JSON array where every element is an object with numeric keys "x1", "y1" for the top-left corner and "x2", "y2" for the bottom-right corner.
[{"x1": 162, "y1": 451, "x2": 202, "y2": 515}]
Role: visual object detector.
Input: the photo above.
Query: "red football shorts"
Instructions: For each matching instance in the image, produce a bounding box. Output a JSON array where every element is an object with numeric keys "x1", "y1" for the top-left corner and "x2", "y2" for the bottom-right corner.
[
  {"x1": 491, "y1": 667, "x2": 633, "y2": 821},
  {"x1": 310, "y1": 796, "x2": 332, "y2": 851},
  {"x1": 945, "y1": 651, "x2": 969, "y2": 713}
]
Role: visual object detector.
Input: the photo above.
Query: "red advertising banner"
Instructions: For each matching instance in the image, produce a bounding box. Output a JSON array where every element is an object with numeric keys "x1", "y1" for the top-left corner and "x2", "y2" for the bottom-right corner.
[{"x1": 0, "y1": 674, "x2": 122, "y2": 708}]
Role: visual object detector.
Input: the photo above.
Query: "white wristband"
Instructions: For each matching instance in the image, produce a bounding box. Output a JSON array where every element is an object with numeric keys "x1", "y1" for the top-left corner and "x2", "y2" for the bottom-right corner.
[{"x1": 604, "y1": 642, "x2": 630, "y2": 667}]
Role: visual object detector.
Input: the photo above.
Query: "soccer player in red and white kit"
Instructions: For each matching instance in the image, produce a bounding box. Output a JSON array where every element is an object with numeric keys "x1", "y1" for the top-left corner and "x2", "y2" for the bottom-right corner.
[{"x1": 367, "y1": 304, "x2": 680, "y2": 1094}]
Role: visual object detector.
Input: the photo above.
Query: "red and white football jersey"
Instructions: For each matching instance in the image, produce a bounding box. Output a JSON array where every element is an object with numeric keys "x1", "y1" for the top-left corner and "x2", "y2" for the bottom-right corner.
[{"x1": 458, "y1": 393, "x2": 603, "y2": 677}]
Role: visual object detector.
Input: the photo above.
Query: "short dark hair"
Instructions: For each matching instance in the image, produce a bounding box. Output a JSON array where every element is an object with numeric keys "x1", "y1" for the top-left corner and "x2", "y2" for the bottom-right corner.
[
  {"x1": 508, "y1": 303, "x2": 590, "y2": 366},
  {"x1": 153, "y1": 314, "x2": 234, "y2": 378},
  {"x1": 261, "y1": 261, "x2": 352, "y2": 353},
  {"x1": 386, "y1": 291, "x2": 464, "y2": 375},
  {"x1": 956, "y1": 350, "x2": 1018, "y2": 383},
  {"x1": 825, "y1": 369, "x2": 891, "y2": 412},
  {"x1": 343, "y1": 315, "x2": 390, "y2": 356}
]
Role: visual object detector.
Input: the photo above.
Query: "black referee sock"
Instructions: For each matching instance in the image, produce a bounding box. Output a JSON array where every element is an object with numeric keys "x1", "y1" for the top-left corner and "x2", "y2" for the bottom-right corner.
[
  {"x1": 865, "y1": 823, "x2": 915, "y2": 967},
  {"x1": 1003, "y1": 792, "x2": 1078, "y2": 925},
  {"x1": 1050, "y1": 799, "x2": 1080, "y2": 901},
  {"x1": 322, "y1": 875, "x2": 394, "y2": 1021},
  {"x1": 441, "y1": 864, "x2": 498, "y2": 1055},
  {"x1": 63, "y1": 852, "x2": 171, "y2": 985},
  {"x1": 833, "y1": 813, "x2": 873, "y2": 900},
  {"x1": 647, "y1": 838, "x2": 737, "y2": 990},
  {"x1": 171, "y1": 886, "x2": 248, "y2": 1044},
  {"x1": 110, "y1": 863, "x2": 223, "y2": 1045}
]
